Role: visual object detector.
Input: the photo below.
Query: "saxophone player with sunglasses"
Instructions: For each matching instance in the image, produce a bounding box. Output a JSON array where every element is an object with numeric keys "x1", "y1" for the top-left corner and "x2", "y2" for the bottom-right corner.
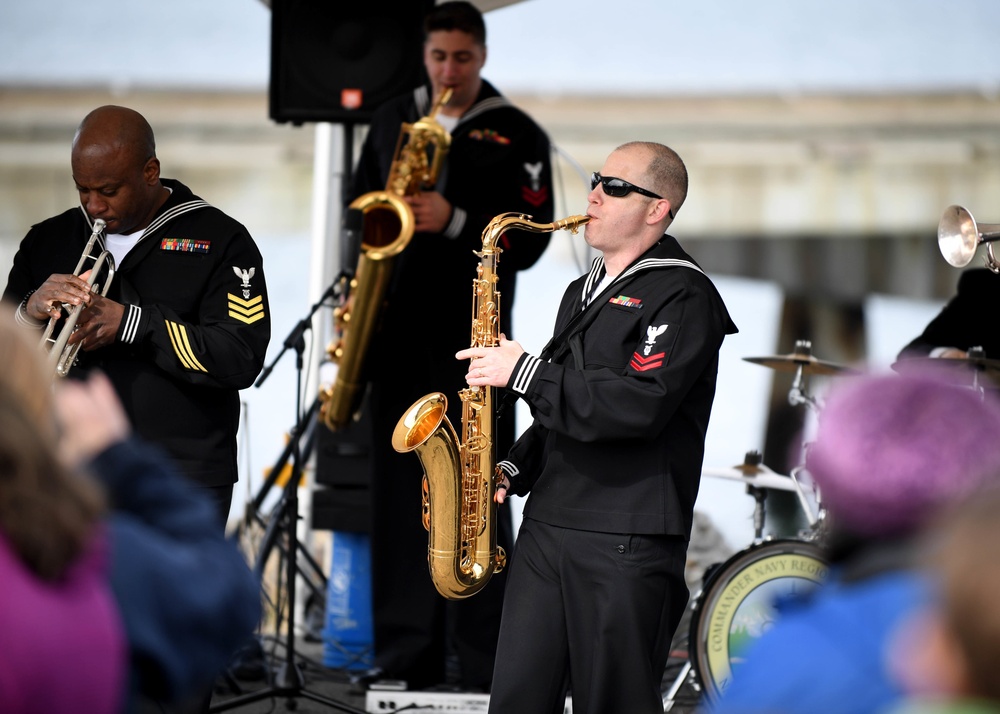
[{"x1": 459, "y1": 142, "x2": 737, "y2": 714}]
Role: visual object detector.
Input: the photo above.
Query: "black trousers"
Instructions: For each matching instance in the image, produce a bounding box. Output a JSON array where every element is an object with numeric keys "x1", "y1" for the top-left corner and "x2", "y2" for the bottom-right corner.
[{"x1": 489, "y1": 518, "x2": 689, "y2": 714}]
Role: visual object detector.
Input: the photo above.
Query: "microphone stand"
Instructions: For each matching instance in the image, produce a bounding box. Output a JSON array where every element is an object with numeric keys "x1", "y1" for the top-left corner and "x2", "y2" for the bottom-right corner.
[
  {"x1": 237, "y1": 272, "x2": 350, "y2": 608},
  {"x1": 213, "y1": 275, "x2": 365, "y2": 713}
]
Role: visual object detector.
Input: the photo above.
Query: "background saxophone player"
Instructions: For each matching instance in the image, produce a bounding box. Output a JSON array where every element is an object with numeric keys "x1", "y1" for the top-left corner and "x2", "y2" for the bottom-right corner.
[{"x1": 345, "y1": 1, "x2": 555, "y2": 693}]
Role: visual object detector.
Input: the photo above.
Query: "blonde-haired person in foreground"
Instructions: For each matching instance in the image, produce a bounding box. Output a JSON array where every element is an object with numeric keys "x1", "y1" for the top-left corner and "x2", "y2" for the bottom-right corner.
[
  {"x1": 0, "y1": 309, "x2": 125, "y2": 713},
  {"x1": 0, "y1": 304, "x2": 261, "y2": 712}
]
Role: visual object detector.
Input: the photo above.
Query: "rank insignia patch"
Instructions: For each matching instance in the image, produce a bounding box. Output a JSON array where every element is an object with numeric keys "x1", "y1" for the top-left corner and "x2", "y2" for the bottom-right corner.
[
  {"x1": 228, "y1": 293, "x2": 265, "y2": 325},
  {"x1": 233, "y1": 266, "x2": 256, "y2": 299},
  {"x1": 161, "y1": 238, "x2": 210, "y2": 253},
  {"x1": 630, "y1": 323, "x2": 669, "y2": 371},
  {"x1": 521, "y1": 161, "x2": 548, "y2": 206},
  {"x1": 630, "y1": 351, "x2": 665, "y2": 372},
  {"x1": 610, "y1": 295, "x2": 642, "y2": 308},
  {"x1": 522, "y1": 185, "x2": 549, "y2": 207}
]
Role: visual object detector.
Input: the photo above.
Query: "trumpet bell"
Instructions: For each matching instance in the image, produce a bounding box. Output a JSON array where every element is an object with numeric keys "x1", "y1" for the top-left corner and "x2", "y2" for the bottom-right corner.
[
  {"x1": 938, "y1": 205, "x2": 981, "y2": 268},
  {"x1": 938, "y1": 204, "x2": 1000, "y2": 270}
]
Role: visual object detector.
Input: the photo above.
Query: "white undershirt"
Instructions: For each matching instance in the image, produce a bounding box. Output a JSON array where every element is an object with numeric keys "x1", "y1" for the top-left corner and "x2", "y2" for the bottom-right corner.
[
  {"x1": 436, "y1": 114, "x2": 459, "y2": 133},
  {"x1": 102, "y1": 185, "x2": 171, "y2": 267},
  {"x1": 588, "y1": 273, "x2": 614, "y2": 305},
  {"x1": 105, "y1": 228, "x2": 145, "y2": 269}
]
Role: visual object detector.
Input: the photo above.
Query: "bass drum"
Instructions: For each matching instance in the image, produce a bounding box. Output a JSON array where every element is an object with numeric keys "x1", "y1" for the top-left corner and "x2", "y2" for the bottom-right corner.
[{"x1": 688, "y1": 538, "x2": 828, "y2": 703}]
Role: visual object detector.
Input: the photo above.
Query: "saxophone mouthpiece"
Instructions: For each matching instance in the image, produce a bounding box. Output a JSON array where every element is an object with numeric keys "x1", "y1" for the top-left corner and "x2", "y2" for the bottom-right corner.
[{"x1": 557, "y1": 215, "x2": 591, "y2": 233}]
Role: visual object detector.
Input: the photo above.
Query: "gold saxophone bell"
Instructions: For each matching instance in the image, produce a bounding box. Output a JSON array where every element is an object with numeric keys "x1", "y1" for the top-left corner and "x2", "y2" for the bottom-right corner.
[
  {"x1": 393, "y1": 212, "x2": 590, "y2": 600},
  {"x1": 40, "y1": 218, "x2": 116, "y2": 378},
  {"x1": 319, "y1": 88, "x2": 454, "y2": 431}
]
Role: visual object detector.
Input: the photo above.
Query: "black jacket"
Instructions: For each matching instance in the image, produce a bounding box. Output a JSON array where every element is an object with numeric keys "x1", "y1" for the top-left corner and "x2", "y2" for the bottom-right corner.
[
  {"x1": 499, "y1": 236, "x2": 738, "y2": 537},
  {"x1": 898, "y1": 268, "x2": 1000, "y2": 359},
  {"x1": 4, "y1": 179, "x2": 270, "y2": 486}
]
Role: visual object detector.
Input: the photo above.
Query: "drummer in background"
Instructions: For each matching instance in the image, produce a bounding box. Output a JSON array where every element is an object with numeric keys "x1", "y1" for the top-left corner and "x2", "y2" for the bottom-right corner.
[
  {"x1": 708, "y1": 370, "x2": 1000, "y2": 714},
  {"x1": 897, "y1": 268, "x2": 1000, "y2": 360}
]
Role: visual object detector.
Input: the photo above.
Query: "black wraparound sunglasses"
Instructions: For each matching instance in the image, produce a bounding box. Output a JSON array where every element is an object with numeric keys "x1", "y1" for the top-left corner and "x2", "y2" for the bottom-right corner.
[{"x1": 591, "y1": 172, "x2": 673, "y2": 218}]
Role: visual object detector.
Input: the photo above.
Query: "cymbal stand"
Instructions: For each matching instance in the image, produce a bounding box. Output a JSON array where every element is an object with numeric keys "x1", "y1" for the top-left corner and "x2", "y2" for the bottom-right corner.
[
  {"x1": 787, "y1": 363, "x2": 821, "y2": 412},
  {"x1": 748, "y1": 484, "x2": 768, "y2": 542},
  {"x1": 968, "y1": 346, "x2": 987, "y2": 401},
  {"x1": 789, "y1": 463, "x2": 825, "y2": 533}
]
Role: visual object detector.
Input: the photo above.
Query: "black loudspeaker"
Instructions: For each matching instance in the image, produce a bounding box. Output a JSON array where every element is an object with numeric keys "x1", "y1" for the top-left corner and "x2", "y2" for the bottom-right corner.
[{"x1": 270, "y1": 0, "x2": 434, "y2": 125}]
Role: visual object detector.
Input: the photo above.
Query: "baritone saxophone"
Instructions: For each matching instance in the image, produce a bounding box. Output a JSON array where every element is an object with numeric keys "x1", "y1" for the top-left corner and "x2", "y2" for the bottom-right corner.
[
  {"x1": 392, "y1": 212, "x2": 591, "y2": 599},
  {"x1": 319, "y1": 88, "x2": 453, "y2": 431}
]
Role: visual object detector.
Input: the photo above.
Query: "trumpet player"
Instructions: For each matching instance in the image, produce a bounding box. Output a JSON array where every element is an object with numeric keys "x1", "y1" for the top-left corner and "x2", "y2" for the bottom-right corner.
[
  {"x1": 898, "y1": 267, "x2": 1000, "y2": 363},
  {"x1": 3, "y1": 105, "x2": 271, "y2": 532},
  {"x1": 458, "y1": 142, "x2": 737, "y2": 714},
  {"x1": 347, "y1": 1, "x2": 555, "y2": 693}
]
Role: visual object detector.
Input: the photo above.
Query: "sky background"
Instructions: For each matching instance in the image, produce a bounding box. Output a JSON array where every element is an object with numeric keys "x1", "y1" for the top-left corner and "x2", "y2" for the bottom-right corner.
[{"x1": 2, "y1": 0, "x2": 1000, "y2": 95}]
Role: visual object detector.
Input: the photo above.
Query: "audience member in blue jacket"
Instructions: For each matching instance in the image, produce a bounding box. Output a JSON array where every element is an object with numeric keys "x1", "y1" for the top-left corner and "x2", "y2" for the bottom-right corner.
[
  {"x1": 55, "y1": 372, "x2": 262, "y2": 712},
  {"x1": 707, "y1": 371, "x2": 1000, "y2": 714}
]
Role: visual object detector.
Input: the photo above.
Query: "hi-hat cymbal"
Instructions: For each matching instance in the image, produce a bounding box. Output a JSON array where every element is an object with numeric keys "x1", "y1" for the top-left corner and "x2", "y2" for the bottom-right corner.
[{"x1": 743, "y1": 352, "x2": 860, "y2": 376}]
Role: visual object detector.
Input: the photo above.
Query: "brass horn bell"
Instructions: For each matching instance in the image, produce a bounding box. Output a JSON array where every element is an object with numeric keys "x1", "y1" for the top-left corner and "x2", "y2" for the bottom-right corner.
[{"x1": 938, "y1": 205, "x2": 1000, "y2": 272}]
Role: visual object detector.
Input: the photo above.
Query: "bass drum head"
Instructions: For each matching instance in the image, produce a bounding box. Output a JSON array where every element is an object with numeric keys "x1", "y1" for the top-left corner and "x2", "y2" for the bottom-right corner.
[{"x1": 689, "y1": 538, "x2": 828, "y2": 703}]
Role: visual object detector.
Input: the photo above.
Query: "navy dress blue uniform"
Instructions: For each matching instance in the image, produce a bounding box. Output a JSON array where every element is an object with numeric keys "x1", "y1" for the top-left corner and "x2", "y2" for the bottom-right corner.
[
  {"x1": 4, "y1": 178, "x2": 270, "y2": 518},
  {"x1": 490, "y1": 236, "x2": 737, "y2": 714}
]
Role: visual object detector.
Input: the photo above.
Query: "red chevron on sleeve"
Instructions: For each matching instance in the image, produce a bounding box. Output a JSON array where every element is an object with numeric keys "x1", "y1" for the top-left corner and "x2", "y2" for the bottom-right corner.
[
  {"x1": 522, "y1": 186, "x2": 549, "y2": 207},
  {"x1": 630, "y1": 351, "x2": 665, "y2": 371}
]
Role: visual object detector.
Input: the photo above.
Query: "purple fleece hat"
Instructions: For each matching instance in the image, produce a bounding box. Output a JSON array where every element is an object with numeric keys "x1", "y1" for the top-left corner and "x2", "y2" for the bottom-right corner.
[{"x1": 805, "y1": 371, "x2": 1000, "y2": 538}]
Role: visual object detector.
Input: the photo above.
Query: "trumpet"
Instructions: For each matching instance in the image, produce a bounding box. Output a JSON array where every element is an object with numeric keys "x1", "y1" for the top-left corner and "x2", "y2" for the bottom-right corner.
[
  {"x1": 40, "y1": 218, "x2": 116, "y2": 377},
  {"x1": 938, "y1": 205, "x2": 1000, "y2": 273}
]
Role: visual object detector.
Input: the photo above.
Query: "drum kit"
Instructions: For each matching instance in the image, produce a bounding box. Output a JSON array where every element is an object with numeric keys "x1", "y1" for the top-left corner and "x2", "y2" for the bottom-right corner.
[
  {"x1": 664, "y1": 339, "x2": 857, "y2": 710},
  {"x1": 891, "y1": 346, "x2": 1000, "y2": 394},
  {"x1": 663, "y1": 205, "x2": 1000, "y2": 711}
]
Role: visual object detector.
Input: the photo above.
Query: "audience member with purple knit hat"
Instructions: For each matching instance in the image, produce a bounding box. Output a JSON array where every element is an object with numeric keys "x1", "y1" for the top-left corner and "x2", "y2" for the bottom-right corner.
[{"x1": 707, "y1": 371, "x2": 1000, "y2": 714}]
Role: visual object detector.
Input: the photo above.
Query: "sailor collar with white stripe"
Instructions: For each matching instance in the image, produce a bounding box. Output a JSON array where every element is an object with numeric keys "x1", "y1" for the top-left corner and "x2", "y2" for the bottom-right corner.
[
  {"x1": 413, "y1": 82, "x2": 512, "y2": 130},
  {"x1": 78, "y1": 195, "x2": 211, "y2": 244},
  {"x1": 579, "y1": 239, "x2": 704, "y2": 309}
]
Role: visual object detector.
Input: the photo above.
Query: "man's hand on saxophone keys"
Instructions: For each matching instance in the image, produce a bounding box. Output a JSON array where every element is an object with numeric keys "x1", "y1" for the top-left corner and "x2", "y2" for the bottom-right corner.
[
  {"x1": 456, "y1": 334, "x2": 524, "y2": 388},
  {"x1": 405, "y1": 192, "x2": 452, "y2": 233}
]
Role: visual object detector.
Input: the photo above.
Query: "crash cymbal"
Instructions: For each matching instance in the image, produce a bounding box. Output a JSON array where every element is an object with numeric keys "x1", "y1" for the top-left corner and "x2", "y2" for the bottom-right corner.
[{"x1": 743, "y1": 352, "x2": 859, "y2": 376}]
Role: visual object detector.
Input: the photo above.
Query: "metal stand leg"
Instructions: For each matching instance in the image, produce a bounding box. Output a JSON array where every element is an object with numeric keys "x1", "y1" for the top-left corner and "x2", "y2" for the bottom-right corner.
[{"x1": 662, "y1": 659, "x2": 692, "y2": 712}]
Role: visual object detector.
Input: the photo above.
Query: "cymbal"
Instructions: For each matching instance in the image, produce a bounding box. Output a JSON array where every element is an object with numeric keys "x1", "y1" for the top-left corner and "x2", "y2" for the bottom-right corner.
[
  {"x1": 743, "y1": 352, "x2": 860, "y2": 376},
  {"x1": 892, "y1": 355, "x2": 1000, "y2": 386},
  {"x1": 702, "y1": 466, "x2": 798, "y2": 493}
]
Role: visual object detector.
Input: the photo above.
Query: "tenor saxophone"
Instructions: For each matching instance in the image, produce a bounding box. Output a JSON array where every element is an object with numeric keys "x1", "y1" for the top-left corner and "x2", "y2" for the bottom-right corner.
[
  {"x1": 392, "y1": 212, "x2": 590, "y2": 599},
  {"x1": 319, "y1": 88, "x2": 453, "y2": 431}
]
